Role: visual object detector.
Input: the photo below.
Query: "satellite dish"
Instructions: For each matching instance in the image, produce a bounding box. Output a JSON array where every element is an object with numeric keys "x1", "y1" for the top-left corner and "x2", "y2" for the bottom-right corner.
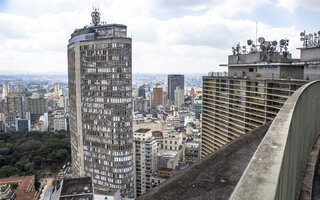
[
  {"x1": 300, "y1": 32, "x2": 305, "y2": 36},
  {"x1": 272, "y1": 40, "x2": 278, "y2": 46},
  {"x1": 258, "y1": 37, "x2": 265, "y2": 44},
  {"x1": 265, "y1": 41, "x2": 271, "y2": 48},
  {"x1": 247, "y1": 40, "x2": 253, "y2": 45}
]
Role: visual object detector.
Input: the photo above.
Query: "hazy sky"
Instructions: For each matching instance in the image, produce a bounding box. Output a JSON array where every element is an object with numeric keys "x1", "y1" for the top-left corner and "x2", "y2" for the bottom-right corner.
[{"x1": 0, "y1": 0, "x2": 319, "y2": 74}]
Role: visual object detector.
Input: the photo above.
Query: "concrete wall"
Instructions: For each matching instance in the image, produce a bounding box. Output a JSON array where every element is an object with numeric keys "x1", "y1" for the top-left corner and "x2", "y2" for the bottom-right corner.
[
  {"x1": 228, "y1": 66, "x2": 258, "y2": 79},
  {"x1": 300, "y1": 48, "x2": 320, "y2": 62},
  {"x1": 228, "y1": 53, "x2": 261, "y2": 65},
  {"x1": 256, "y1": 66, "x2": 280, "y2": 79},
  {"x1": 304, "y1": 64, "x2": 320, "y2": 80},
  {"x1": 279, "y1": 65, "x2": 304, "y2": 79},
  {"x1": 230, "y1": 81, "x2": 320, "y2": 200}
]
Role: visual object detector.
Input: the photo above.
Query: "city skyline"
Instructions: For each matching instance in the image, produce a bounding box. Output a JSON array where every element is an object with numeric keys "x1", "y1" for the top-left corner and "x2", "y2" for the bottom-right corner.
[{"x1": 0, "y1": 0, "x2": 319, "y2": 74}]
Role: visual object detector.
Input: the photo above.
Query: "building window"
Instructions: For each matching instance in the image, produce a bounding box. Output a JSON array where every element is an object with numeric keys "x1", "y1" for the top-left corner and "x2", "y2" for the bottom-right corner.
[{"x1": 249, "y1": 68, "x2": 254, "y2": 72}]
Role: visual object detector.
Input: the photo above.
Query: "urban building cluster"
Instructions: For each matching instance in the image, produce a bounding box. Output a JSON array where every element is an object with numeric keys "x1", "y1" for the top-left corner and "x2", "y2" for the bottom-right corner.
[
  {"x1": 0, "y1": 82, "x2": 69, "y2": 133},
  {"x1": 1, "y1": 6, "x2": 320, "y2": 200}
]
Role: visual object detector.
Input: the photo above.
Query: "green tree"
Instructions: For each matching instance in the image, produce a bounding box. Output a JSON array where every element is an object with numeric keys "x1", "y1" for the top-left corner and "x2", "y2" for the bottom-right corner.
[{"x1": 0, "y1": 165, "x2": 20, "y2": 178}]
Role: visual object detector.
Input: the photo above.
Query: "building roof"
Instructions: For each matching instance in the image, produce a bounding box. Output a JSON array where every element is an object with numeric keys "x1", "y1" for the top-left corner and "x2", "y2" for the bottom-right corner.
[
  {"x1": 0, "y1": 176, "x2": 36, "y2": 200},
  {"x1": 152, "y1": 131, "x2": 163, "y2": 138},
  {"x1": 94, "y1": 187, "x2": 119, "y2": 196},
  {"x1": 60, "y1": 177, "x2": 93, "y2": 198},
  {"x1": 138, "y1": 122, "x2": 271, "y2": 200},
  {"x1": 135, "y1": 128, "x2": 151, "y2": 133}
]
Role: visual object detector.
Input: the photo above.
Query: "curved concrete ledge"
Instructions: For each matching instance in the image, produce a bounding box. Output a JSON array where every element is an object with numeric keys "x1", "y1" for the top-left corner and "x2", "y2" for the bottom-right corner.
[{"x1": 230, "y1": 81, "x2": 320, "y2": 200}]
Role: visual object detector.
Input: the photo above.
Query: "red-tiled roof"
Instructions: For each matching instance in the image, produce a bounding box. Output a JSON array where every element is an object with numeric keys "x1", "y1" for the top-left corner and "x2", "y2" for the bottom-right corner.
[{"x1": 0, "y1": 176, "x2": 37, "y2": 200}]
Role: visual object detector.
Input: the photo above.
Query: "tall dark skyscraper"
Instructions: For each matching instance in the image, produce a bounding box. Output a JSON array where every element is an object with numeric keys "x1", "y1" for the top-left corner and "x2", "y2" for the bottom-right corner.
[
  {"x1": 68, "y1": 8, "x2": 134, "y2": 197},
  {"x1": 168, "y1": 74, "x2": 184, "y2": 101}
]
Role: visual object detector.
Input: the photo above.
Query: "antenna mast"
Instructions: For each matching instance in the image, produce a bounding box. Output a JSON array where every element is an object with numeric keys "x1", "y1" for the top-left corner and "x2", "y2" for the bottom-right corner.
[{"x1": 256, "y1": 21, "x2": 258, "y2": 46}]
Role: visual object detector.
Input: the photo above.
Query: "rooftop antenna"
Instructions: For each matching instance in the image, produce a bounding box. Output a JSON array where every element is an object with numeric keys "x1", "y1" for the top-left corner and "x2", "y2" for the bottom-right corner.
[
  {"x1": 256, "y1": 21, "x2": 258, "y2": 47},
  {"x1": 91, "y1": 5, "x2": 101, "y2": 26}
]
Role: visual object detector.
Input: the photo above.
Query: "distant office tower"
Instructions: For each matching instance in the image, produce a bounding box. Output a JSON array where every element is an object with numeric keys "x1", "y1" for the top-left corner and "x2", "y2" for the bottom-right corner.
[
  {"x1": 153, "y1": 87, "x2": 163, "y2": 108},
  {"x1": 68, "y1": 8, "x2": 134, "y2": 197},
  {"x1": 54, "y1": 84, "x2": 60, "y2": 99},
  {"x1": 2, "y1": 83, "x2": 8, "y2": 99},
  {"x1": 134, "y1": 129, "x2": 157, "y2": 196},
  {"x1": 201, "y1": 37, "x2": 309, "y2": 158},
  {"x1": 168, "y1": 75, "x2": 184, "y2": 101},
  {"x1": 174, "y1": 87, "x2": 184, "y2": 109},
  {"x1": 138, "y1": 85, "x2": 146, "y2": 99}
]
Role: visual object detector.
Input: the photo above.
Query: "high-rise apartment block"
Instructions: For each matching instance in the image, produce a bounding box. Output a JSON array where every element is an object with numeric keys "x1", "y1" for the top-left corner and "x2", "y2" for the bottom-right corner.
[
  {"x1": 68, "y1": 9, "x2": 134, "y2": 197},
  {"x1": 134, "y1": 129, "x2": 157, "y2": 196},
  {"x1": 168, "y1": 75, "x2": 184, "y2": 101},
  {"x1": 26, "y1": 96, "x2": 49, "y2": 122},
  {"x1": 201, "y1": 37, "x2": 311, "y2": 157},
  {"x1": 174, "y1": 87, "x2": 184, "y2": 109}
]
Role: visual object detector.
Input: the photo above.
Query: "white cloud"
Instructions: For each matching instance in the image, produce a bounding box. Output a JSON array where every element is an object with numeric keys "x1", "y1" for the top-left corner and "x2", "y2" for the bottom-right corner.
[
  {"x1": 277, "y1": 0, "x2": 320, "y2": 12},
  {"x1": 0, "y1": 0, "x2": 308, "y2": 74}
]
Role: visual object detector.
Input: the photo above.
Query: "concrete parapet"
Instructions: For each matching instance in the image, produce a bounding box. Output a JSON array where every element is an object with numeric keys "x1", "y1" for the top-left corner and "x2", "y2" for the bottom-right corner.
[{"x1": 230, "y1": 81, "x2": 320, "y2": 200}]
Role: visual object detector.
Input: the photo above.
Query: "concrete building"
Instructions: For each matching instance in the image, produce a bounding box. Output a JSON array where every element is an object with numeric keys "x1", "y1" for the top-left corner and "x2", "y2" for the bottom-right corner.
[
  {"x1": 1, "y1": 83, "x2": 9, "y2": 99},
  {"x1": 153, "y1": 87, "x2": 163, "y2": 108},
  {"x1": 163, "y1": 130, "x2": 183, "y2": 152},
  {"x1": 39, "y1": 113, "x2": 48, "y2": 131},
  {"x1": 134, "y1": 129, "x2": 158, "y2": 196},
  {"x1": 1, "y1": 95, "x2": 26, "y2": 119},
  {"x1": 25, "y1": 96, "x2": 48, "y2": 123},
  {"x1": 4, "y1": 113, "x2": 17, "y2": 132},
  {"x1": 0, "y1": 184, "x2": 16, "y2": 200},
  {"x1": 68, "y1": 9, "x2": 134, "y2": 198},
  {"x1": 191, "y1": 98, "x2": 202, "y2": 120},
  {"x1": 16, "y1": 118, "x2": 31, "y2": 132},
  {"x1": 174, "y1": 87, "x2": 184, "y2": 109},
  {"x1": 138, "y1": 85, "x2": 146, "y2": 99},
  {"x1": 0, "y1": 176, "x2": 37, "y2": 200},
  {"x1": 157, "y1": 150, "x2": 180, "y2": 175},
  {"x1": 201, "y1": 37, "x2": 308, "y2": 157},
  {"x1": 53, "y1": 110, "x2": 68, "y2": 132},
  {"x1": 134, "y1": 97, "x2": 148, "y2": 114},
  {"x1": 54, "y1": 84, "x2": 60, "y2": 99},
  {"x1": 184, "y1": 142, "x2": 201, "y2": 166},
  {"x1": 168, "y1": 75, "x2": 184, "y2": 102}
]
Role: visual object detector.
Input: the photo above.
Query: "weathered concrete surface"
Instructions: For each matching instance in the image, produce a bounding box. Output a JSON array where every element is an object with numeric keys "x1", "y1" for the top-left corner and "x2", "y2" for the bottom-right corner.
[
  {"x1": 312, "y1": 150, "x2": 320, "y2": 200},
  {"x1": 299, "y1": 135, "x2": 320, "y2": 200},
  {"x1": 230, "y1": 81, "x2": 320, "y2": 200},
  {"x1": 138, "y1": 122, "x2": 271, "y2": 200}
]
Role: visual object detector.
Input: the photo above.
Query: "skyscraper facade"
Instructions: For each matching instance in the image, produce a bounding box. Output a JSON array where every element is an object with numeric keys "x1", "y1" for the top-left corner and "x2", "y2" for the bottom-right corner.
[
  {"x1": 153, "y1": 87, "x2": 163, "y2": 108},
  {"x1": 68, "y1": 9, "x2": 134, "y2": 197},
  {"x1": 168, "y1": 75, "x2": 184, "y2": 101}
]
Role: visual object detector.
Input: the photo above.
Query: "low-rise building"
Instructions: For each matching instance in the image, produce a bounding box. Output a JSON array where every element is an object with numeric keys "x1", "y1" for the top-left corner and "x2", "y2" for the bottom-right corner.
[
  {"x1": 0, "y1": 176, "x2": 37, "y2": 200},
  {"x1": 185, "y1": 142, "x2": 201, "y2": 166}
]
